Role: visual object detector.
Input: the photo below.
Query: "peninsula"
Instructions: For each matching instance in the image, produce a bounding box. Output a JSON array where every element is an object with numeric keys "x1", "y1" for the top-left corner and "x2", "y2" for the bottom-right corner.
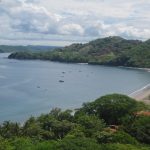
[{"x1": 8, "y1": 36, "x2": 150, "y2": 68}]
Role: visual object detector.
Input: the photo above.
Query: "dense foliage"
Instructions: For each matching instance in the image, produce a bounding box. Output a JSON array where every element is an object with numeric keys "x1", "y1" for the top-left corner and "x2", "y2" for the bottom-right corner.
[
  {"x1": 0, "y1": 94, "x2": 150, "y2": 149},
  {"x1": 8, "y1": 36, "x2": 150, "y2": 68},
  {"x1": 75, "y1": 94, "x2": 144, "y2": 125}
]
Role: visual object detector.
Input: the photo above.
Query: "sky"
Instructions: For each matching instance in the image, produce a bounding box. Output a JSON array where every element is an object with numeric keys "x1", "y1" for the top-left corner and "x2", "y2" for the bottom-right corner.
[{"x1": 0, "y1": 0, "x2": 150, "y2": 46}]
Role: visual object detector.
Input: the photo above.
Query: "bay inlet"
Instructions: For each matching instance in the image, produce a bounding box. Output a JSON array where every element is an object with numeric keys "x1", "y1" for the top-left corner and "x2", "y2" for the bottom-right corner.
[{"x1": 0, "y1": 53, "x2": 150, "y2": 122}]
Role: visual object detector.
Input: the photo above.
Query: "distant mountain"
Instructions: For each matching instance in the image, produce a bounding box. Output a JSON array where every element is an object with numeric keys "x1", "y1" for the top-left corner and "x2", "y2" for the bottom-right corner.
[
  {"x1": 0, "y1": 49, "x2": 4, "y2": 53},
  {"x1": 0, "y1": 45, "x2": 61, "y2": 52},
  {"x1": 8, "y1": 36, "x2": 150, "y2": 68}
]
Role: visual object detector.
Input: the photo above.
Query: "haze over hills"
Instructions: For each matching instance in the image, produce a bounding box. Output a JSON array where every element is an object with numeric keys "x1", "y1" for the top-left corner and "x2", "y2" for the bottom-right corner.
[
  {"x1": 0, "y1": 45, "x2": 61, "y2": 53},
  {"x1": 8, "y1": 36, "x2": 150, "y2": 68}
]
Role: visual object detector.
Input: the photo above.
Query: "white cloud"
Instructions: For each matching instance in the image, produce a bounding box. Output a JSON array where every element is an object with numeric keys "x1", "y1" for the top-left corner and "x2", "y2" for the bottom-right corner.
[
  {"x1": 0, "y1": 0, "x2": 150, "y2": 45},
  {"x1": 59, "y1": 24, "x2": 84, "y2": 36}
]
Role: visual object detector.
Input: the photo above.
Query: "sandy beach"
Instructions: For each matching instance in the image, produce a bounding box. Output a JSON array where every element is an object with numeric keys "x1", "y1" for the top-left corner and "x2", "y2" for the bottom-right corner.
[
  {"x1": 128, "y1": 67, "x2": 150, "y2": 104},
  {"x1": 119, "y1": 66, "x2": 150, "y2": 72},
  {"x1": 129, "y1": 84, "x2": 150, "y2": 104}
]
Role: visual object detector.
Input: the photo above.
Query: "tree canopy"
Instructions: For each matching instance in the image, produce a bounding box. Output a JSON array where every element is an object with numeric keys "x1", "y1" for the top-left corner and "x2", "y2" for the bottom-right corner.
[
  {"x1": 8, "y1": 36, "x2": 150, "y2": 68},
  {"x1": 0, "y1": 94, "x2": 149, "y2": 149}
]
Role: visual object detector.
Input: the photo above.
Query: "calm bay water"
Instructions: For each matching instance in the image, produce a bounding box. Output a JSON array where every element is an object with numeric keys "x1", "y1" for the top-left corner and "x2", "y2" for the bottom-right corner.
[{"x1": 0, "y1": 53, "x2": 150, "y2": 122}]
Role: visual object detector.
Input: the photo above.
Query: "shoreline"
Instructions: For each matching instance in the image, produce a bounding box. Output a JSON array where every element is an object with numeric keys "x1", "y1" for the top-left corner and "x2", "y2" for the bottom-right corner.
[
  {"x1": 129, "y1": 83, "x2": 150, "y2": 104},
  {"x1": 128, "y1": 67, "x2": 150, "y2": 104},
  {"x1": 118, "y1": 66, "x2": 150, "y2": 72},
  {"x1": 122, "y1": 66, "x2": 150, "y2": 104}
]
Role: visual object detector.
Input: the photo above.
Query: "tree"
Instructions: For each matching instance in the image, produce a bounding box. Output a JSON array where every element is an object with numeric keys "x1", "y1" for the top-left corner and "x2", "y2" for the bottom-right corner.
[
  {"x1": 75, "y1": 115, "x2": 105, "y2": 137},
  {"x1": 96, "y1": 131, "x2": 138, "y2": 145},
  {"x1": 123, "y1": 116, "x2": 150, "y2": 144},
  {"x1": 76, "y1": 94, "x2": 143, "y2": 125},
  {"x1": 55, "y1": 137, "x2": 102, "y2": 150},
  {"x1": 0, "y1": 121, "x2": 20, "y2": 138}
]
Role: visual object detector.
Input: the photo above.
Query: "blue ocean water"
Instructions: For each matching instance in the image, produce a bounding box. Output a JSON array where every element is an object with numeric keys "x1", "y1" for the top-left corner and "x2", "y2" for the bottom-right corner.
[{"x1": 0, "y1": 53, "x2": 150, "y2": 122}]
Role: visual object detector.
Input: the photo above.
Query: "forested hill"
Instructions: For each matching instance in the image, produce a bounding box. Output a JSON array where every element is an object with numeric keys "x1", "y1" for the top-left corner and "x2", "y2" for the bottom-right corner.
[
  {"x1": 8, "y1": 36, "x2": 150, "y2": 68},
  {"x1": 0, "y1": 94, "x2": 150, "y2": 149}
]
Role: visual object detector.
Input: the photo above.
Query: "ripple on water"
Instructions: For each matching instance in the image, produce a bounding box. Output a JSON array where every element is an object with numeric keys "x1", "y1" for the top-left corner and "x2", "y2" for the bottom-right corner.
[
  {"x1": 0, "y1": 75, "x2": 6, "y2": 79},
  {"x1": 0, "y1": 65, "x2": 7, "y2": 69}
]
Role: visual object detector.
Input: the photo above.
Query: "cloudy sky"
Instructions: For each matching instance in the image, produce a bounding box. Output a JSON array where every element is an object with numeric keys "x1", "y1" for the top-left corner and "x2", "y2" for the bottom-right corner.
[{"x1": 0, "y1": 0, "x2": 150, "y2": 46}]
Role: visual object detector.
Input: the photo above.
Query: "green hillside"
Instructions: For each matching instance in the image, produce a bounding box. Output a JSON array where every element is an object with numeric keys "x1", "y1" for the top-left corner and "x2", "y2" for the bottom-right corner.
[
  {"x1": 0, "y1": 94, "x2": 150, "y2": 150},
  {"x1": 8, "y1": 36, "x2": 150, "y2": 68}
]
